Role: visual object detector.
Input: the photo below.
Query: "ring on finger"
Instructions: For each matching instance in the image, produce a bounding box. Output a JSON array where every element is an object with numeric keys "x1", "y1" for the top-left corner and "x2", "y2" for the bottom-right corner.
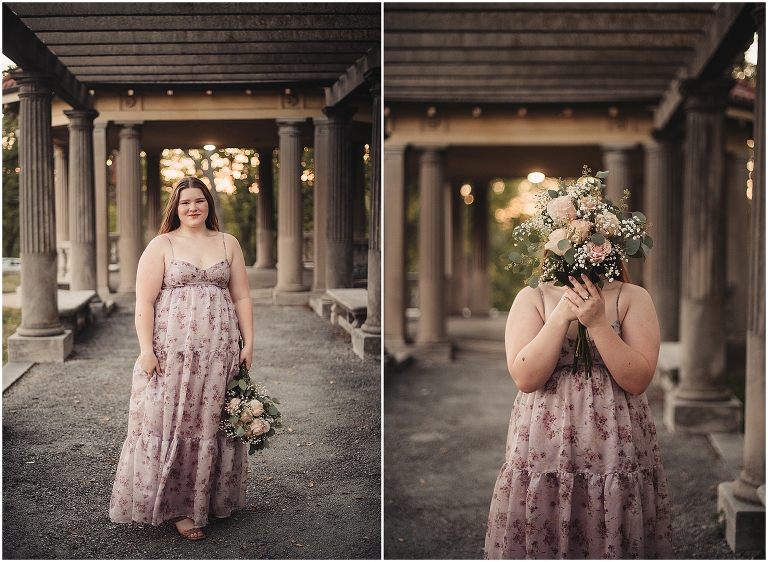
[{"x1": 582, "y1": 295, "x2": 589, "y2": 301}]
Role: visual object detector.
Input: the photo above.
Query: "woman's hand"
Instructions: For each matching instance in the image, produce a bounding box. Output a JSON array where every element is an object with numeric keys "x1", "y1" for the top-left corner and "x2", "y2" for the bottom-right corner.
[
  {"x1": 239, "y1": 347, "x2": 253, "y2": 371},
  {"x1": 563, "y1": 274, "x2": 607, "y2": 329},
  {"x1": 139, "y1": 351, "x2": 162, "y2": 378},
  {"x1": 550, "y1": 289, "x2": 579, "y2": 325}
]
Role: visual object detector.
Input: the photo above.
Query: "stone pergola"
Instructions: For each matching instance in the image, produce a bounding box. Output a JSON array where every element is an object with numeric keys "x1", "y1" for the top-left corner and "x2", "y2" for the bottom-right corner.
[
  {"x1": 383, "y1": 2, "x2": 764, "y2": 552},
  {"x1": 3, "y1": 2, "x2": 381, "y2": 360}
]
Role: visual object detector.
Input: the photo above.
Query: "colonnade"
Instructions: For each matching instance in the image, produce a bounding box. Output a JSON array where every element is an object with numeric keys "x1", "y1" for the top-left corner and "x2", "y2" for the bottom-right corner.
[{"x1": 8, "y1": 68, "x2": 382, "y2": 362}]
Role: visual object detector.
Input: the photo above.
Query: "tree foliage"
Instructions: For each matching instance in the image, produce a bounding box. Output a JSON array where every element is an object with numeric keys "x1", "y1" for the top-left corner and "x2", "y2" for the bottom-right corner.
[{"x1": 2, "y1": 112, "x2": 19, "y2": 257}]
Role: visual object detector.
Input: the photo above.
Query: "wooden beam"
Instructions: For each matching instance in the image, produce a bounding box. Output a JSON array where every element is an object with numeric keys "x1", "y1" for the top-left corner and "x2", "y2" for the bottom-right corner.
[
  {"x1": 326, "y1": 45, "x2": 380, "y2": 107},
  {"x1": 2, "y1": 4, "x2": 93, "y2": 110},
  {"x1": 654, "y1": 2, "x2": 756, "y2": 130}
]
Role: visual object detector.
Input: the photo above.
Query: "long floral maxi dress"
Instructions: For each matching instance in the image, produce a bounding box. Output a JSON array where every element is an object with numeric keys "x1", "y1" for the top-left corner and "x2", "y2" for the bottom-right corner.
[
  {"x1": 109, "y1": 242, "x2": 247, "y2": 528},
  {"x1": 484, "y1": 286, "x2": 673, "y2": 559}
]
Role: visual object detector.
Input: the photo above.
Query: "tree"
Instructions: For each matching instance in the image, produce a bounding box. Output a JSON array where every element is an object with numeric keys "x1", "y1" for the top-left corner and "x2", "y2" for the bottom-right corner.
[{"x1": 2, "y1": 111, "x2": 19, "y2": 257}]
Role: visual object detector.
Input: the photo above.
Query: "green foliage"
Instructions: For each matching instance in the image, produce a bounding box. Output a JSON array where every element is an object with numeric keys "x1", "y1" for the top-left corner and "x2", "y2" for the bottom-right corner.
[
  {"x1": 2, "y1": 307, "x2": 22, "y2": 365},
  {"x1": 2, "y1": 112, "x2": 20, "y2": 257}
]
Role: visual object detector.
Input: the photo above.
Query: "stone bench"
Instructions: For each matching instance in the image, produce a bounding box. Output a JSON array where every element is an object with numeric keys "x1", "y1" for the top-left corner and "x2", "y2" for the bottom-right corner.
[
  {"x1": 656, "y1": 341, "x2": 680, "y2": 392},
  {"x1": 12, "y1": 288, "x2": 103, "y2": 334},
  {"x1": 326, "y1": 288, "x2": 368, "y2": 335}
]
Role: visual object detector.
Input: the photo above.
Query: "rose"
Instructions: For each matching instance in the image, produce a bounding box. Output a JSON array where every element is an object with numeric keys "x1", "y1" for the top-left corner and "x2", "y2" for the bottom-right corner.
[
  {"x1": 249, "y1": 418, "x2": 271, "y2": 437},
  {"x1": 247, "y1": 400, "x2": 264, "y2": 417},
  {"x1": 544, "y1": 229, "x2": 571, "y2": 256},
  {"x1": 586, "y1": 239, "x2": 612, "y2": 264},
  {"x1": 595, "y1": 212, "x2": 620, "y2": 236},
  {"x1": 240, "y1": 411, "x2": 254, "y2": 423},
  {"x1": 580, "y1": 196, "x2": 598, "y2": 212},
  {"x1": 546, "y1": 196, "x2": 578, "y2": 221},
  {"x1": 226, "y1": 397, "x2": 241, "y2": 415},
  {"x1": 569, "y1": 219, "x2": 592, "y2": 244}
]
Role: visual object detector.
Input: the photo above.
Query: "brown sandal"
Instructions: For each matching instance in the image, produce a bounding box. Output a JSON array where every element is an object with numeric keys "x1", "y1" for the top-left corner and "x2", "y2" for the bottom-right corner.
[{"x1": 170, "y1": 517, "x2": 206, "y2": 541}]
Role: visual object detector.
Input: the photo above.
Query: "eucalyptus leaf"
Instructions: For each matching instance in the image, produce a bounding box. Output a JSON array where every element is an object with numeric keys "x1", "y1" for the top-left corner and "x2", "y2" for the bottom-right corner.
[
  {"x1": 602, "y1": 197, "x2": 613, "y2": 206},
  {"x1": 229, "y1": 415, "x2": 239, "y2": 425},
  {"x1": 596, "y1": 171, "x2": 609, "y2": 179},
  {"x1": 632, "y1": 211, "x2": 647, "y2": 223},
  {"x1": 528, "y1": 232, "x2": 540, "y2": 243},
  {"x1": 643, "y1": 234, "x2": 654, "y2": 249},
  {"x1": 547, "y1": 189, "x2": 559, "y2": 198},
  {"x1": 238, "y1": 379, "x2": 247, "y2": 390},
  {"x1": 509, "y1": 252, "x2": 522, "y2": 264},
  {"x1": 564, "y1": 248, "x2": 576, "y2": 264},
  {"x1": 641, "y1": 243, "x2": 651, "y2": 256},
  {"x1": 557, "y1": 239, "x2": 570, "y2": 251},
  {"x1": 236, "y1": 426, "x2": 245, "y2": 437},
  {"x1": 590, "y1": 232, "x2": 605, "y2": 245},
  {"x1": 527, "y1": 244, "x2": 540, "y2": 254},
  {"x1": 227, "y1": 380, "x2": 238, "y2": 390},
  {"x1": 625, "y1": 238, "x2": 641, "y2": 255},
  {"x1": 266, "y1": 427, "x2": 276, "y2": 437},
  {"x1": 523, "y1": 265, "x2": 533, "y2": 278},
  {"x1": 528, "y1": 276, "x2": 539, "y2": 288}
]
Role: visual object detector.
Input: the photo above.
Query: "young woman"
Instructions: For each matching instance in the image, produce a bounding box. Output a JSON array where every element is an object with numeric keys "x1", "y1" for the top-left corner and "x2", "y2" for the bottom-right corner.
[
  {"x1": 484, "y1": 269, "x2": 673, "y2": 558},
  {"x1": 109, "y1": 176, "x2": 254, "y2": 541}
]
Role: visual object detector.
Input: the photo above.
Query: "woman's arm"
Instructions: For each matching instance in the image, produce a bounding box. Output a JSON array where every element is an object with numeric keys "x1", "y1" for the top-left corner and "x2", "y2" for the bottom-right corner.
[
  {"x1": 506, "y1": 286, "x2": 578, "y2": 393},
  {"x1": 564, "y1": 275, "x2": 660, "y2": 395},
  {"x1": 135, "y1": 236, "x2": 168, "y2": 377},
  {"x1": 226, "y1": 234, "x2": 254, "y2": 370}
]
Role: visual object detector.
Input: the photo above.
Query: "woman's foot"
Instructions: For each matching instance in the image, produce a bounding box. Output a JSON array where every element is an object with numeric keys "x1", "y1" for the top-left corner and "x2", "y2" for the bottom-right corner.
[{"x1": 172, "y1": 517, "x2": 205, "y2": 541}]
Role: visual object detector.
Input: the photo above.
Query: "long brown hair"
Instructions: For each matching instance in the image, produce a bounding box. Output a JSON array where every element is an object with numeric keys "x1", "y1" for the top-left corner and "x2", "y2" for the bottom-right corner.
[{"x1": 159, "y1": 176, "x2": 219, "y2": 234}]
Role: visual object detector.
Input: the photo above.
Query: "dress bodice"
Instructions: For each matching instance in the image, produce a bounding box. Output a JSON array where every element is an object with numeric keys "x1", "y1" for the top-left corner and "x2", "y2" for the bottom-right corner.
[{"x1": 161, "y1": 259, "x2": 230, "y2": 289}]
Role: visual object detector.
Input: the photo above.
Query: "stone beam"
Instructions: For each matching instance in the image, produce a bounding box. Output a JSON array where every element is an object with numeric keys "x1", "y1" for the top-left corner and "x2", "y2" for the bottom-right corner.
[
  {"x1": 326, "y1": 46, "x2": 380, "y2": 107},
  {"x1": 2, "y1": 4, "x2": 93, "y2": 111},
  {"x1": 654, "y1": 3, "x2": 756, "y2": 130},
  {"x1": 385, "y1": 48, "x2": 694, "y2": 65},
  {"x1": 46, "y1": 42, "x2": 378, "y2": 57},
  {"x1": 7, "y1": 3, "x2": 380, "y2": 16}
]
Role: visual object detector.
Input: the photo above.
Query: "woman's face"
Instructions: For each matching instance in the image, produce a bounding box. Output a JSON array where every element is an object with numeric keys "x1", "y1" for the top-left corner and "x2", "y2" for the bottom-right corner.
[{"x1": 177, "y1": 187, "x2": 209, "y2": 227}]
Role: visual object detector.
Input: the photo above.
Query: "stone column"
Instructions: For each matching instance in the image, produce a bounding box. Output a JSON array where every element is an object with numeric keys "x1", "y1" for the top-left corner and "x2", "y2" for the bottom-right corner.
[
  {"x1": 353, "y1": 142, "x2": 367, "y2": 239},
  {"x1": 603, "y1": 144, "x2": 643, "y2": 284},
  {"x1": 447, "y1": 183, "x2": 468, "y2": 314},
  {"x1": 383, "y1": 144, "x2": 408, "y2": 351},
  {"x1": 255, "y1": 147, "x2": 276, "y2": 268},
  {"x1": 93, "y1": 122, "x2": 111, "y2": 297},
  {"x1": 53, "y1": 142, "x2": 71, "y2": 285},
  {"x1": 644, "y1": 131, "x2": 683, "y2": 342},
  {"x1": 116, "y1": 123, "x2": 143, "y2": 294},
  {"x1": 273, "y1": 119, "x2": 309, "y2": 303},
  {"x1": 664, "y1": 80, "x2": 741, "y2": 433},
  {"x1": 416, "y1": 147, "x2": 451, "y2": 358},
  {"x1": 145, "y1": 151, "x2": 161, "y2": 241},
  {"x1": 356, "y1": 71, "x2": 382, "y2": 359},
  {"x1": 469, "y1": 180, "x2": 491, "y2": 314},
  {"x1": 719, "y1": 8, "x2": 766, "y2": 551},
  {"x1": 323, "y1": 105, "x2": 356, "y2": 290},
  {"x1": 725, "y1": 152, "x2": 750, "y2": 355},
  {"x1": 7, "y1": 71, "x2": 72, "y2": 362},
  {"x1": 65, "y1": 109, "x2": 99, "y2": 292},
  {"x1": 311, "y1": 120, "x2": 329, "y2": 290}
]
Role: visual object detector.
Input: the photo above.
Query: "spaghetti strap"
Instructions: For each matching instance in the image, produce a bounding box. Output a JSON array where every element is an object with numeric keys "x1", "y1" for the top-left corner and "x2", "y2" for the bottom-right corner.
[
  {"x1": 616, "y1": 282, "x2": 624, "y2": 323},
  {"x1": 164, "y1": 234, "x2": 174, "y2": 257},
  {"x1": 221, "y1": 233, "x2": 228, "y2": 264}
]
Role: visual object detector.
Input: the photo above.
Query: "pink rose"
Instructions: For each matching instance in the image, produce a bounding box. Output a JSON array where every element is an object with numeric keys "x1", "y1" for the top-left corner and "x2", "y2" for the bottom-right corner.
[
  {"x1": 569, "y1": 219, "x2": 592, "y2": 244},
  {"x1": 226, "y1": 397, "x2": 241, "y2": 415},
  {"x1": 586, "y1": 239, "x2": 612, "y2": 265},
  {"x1": 248, "y1": 400, "x2": 264, "y2": 417},
  {"x1": 546, "y1": 196, "x2": 578, "y2": 221},
  {"x1": 240, "y1": 411, "x2": 255, "y2": 423},
  {"x1": 544, "y1": 229, "x2": 571, "y2": 256},
  {"x1": 596, "y1": 212, "x2": 620, "y2": 236},
  {"x1": 249, "y1": 418, "x2": 271, "y2": 437},
  {"x1": 580, "y1": 196, "x2": 598, "y2": 212}
]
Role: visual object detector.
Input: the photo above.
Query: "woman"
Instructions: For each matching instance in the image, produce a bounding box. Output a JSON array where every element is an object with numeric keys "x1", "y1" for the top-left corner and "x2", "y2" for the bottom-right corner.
[
  {"x1": 109, "y1": 176, "x2": 254, "y2": 541},
  {"x1": 484, "y1": 268, "x2": 673, "y2": 559}
]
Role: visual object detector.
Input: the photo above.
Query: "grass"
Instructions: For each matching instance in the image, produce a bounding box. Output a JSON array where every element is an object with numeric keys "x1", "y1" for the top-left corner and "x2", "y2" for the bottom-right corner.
[
  {"x1": 2, "y1": 272, "x2": 20, "y2": 293},
  {"x1": 2, "y1": 307, "x2": 22, "y2": 365}
]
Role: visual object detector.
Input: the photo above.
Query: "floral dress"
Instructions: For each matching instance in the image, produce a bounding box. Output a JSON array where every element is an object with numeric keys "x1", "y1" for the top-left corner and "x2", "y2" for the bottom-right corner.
[
  {"x1": 484, "y1": 284, "x2": 673, "y2": 559},
  {"x1": 109, "y1": 234, "x2": 247, "y2": 528}
]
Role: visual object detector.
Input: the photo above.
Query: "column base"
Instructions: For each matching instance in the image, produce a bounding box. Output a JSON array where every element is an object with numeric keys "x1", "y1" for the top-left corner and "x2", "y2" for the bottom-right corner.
[
  {"x1": 272, "y1": 289, "x2": 310, "y2": 306},
  {"x1": 352, "y1": 327, "x2": 381, "y2": 359},
  {"x1": 309, "y1": 294, "x2": 333, "y2": 319},
  {"x1": 413, "y1": 341, "x2": 454, "y2": 364},
  {"x1": 664, "y1": 392, "x2": 742, "y2": 433},
  {"x1": 718, "y1": 482, "x2": 766, "y2": 552},
  {"x1": 8, "y1": 330, "x2": 74, "y2": 363}
]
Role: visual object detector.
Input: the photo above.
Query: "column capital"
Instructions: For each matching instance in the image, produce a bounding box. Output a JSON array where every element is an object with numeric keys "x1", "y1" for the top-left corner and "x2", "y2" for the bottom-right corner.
[
  {"x1": 679, "y1": 79, "x2": 733, "y2": 112},
  {"x1": 276, "y1": 119, "x2": 305, "y2": 136},
  {"x1": 118, "y1": 123, "x2": 142, "y2": 139},
  {"x1": 93, "y1": 121, "x2": 109, "y2": 132},
  {"x1": 414, "y1": 144, "x2": 448, "y2": 153},
  {"x1": 312, "y1": 116, "x2": 330, "y2": 126},
  {"x1": 649, "y1": 128, "x2": 683, "y2": 145},
  {"x1": 601, "y1": 142, "x2": 637, "y2": 152},
  {"x1": 10, "y1": 70, "x2": 54, "y2": 92},
  {"x1": 322, "y1": 104, "x2": 357, "y2": 121},
  {"x1": 64, "y1": 109, "x2": 99, "y2": 128}
]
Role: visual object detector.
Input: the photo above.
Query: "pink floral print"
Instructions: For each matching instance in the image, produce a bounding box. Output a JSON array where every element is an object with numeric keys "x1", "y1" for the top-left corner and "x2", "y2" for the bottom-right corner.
[
  {"x1": 109, "y1": 259, "x2": 247, "y2": 528},
  {"x1": 485, "y1": 321, "x2": 673, "y2": 559}
]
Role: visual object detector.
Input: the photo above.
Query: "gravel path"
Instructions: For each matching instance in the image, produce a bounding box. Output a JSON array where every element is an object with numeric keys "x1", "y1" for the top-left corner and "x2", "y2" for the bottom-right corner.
[
  {"x1": 2, "y1": 301, "x2": 381, "y2": 559},
  {"x1": 384, "y1": 346, "x2": 765, "y2": 560}
]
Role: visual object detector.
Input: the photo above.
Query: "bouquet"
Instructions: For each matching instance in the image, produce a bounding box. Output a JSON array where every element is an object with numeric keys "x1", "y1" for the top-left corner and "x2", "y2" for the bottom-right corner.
[
  {"x1": 220, "y1": 355, "x2": 282, "y2": 454},
  {"x1": 507, "y1": 166, "x2": 652, "y2": 378}
]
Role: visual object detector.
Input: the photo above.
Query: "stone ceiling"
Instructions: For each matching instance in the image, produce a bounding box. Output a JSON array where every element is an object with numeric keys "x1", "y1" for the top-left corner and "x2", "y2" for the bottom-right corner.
[
  {"x1": 384, "y1": 2, "x2": 756, "y2": 127},
  {"x1": 3, "y1": 2, "x2": 380, "y2": 98}
]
